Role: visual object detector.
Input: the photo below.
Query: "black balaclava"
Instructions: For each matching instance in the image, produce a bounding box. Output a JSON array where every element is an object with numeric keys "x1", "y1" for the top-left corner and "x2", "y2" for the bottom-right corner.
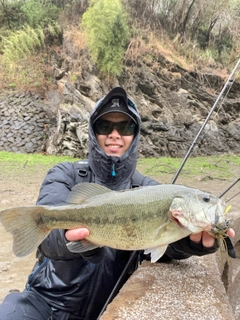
[{"x1": 88, "y1": 87, "x2": 141, "y2": 190}]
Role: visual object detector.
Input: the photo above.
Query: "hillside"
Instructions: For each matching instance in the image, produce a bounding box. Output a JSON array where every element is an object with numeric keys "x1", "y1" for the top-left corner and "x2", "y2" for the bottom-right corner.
[{"x1": 0, "y1": 0, "x2": 240, "y2": 158}]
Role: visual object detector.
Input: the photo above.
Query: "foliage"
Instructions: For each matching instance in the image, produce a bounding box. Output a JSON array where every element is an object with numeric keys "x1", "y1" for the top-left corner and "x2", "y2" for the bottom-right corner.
[
  {"x1": 1, "y1": 22, "x2": 60, "y2": 62},
  {"x1": 0, "y1": 0, "x2": 63, "y2": 93},
  {"x1": 0, "y1": 0, "x2": 60, "y2": 30},
  {"x1": 0, "y1": 0, "x2": 23, "y2": 30},
  {"x1": 2, "y1": 25, "x2": 45, "y2": 63},
  {"x1": 0, "y1": 22, "x2": 62, "y2": 92},
  {"x1": 81, "y1": 0, "x2": 130, "y2": 76},
  {"x1": 125, "y1": 0, "x2": 240, "y2": 67},
  {"x1": 0, "y1": 0, "x2": 240, "y2": 92},
  {"x1": 20, "y1": 0, "x2": 60, "y2": 28}
]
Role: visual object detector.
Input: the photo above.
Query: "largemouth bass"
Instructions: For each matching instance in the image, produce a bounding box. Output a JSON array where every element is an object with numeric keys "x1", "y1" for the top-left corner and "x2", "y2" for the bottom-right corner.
[{"x1": 0, "y1": 183, "x2": 231, "y2": 262}]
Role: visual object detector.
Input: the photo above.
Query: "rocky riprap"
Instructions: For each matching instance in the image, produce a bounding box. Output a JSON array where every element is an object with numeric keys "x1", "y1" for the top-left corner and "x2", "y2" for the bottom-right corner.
[{"x1": 0, "y1": 93, "x2": 55, "y2": 154}]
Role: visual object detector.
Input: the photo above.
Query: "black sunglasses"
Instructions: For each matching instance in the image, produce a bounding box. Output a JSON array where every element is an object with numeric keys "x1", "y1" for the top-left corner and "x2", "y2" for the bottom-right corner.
[{"x1": 94, "y1": 120, "x2": 137, "y2": 136}]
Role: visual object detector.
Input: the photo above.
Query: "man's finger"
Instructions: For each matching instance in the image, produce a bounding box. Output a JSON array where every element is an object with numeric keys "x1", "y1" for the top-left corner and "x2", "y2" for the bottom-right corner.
[
  {"x1": 189, "y1": 232, "x2": 202, "y2": 243},
  {"x1": 201, "y1": 231, "x2": 215, "y2": 247},
  {"x1": 227, "y1": 228, "x2": 235, "y2": 238},
  {"x1": 190, "y1": 232, "x2": 215, "y2": 247},
  {"x1": 65, "y1": 228, "x2": 90, "y2": 241}
]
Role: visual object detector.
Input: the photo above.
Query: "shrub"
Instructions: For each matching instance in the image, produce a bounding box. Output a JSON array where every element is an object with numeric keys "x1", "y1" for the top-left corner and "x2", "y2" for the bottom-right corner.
[
  {"x1": 20, "y1": 0, "x2": 60, "y2": 28},
  {"x1": 2, "y1": 25, "x2": 45, "y2": 63},
  {"x1": 81, "y1": 0, "x2": 130, "y2": 76}
]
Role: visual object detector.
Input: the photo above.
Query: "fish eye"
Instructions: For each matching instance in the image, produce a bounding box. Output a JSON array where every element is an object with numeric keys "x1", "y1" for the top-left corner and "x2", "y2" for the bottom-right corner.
[{"x1": 203, "y1": 195, "x2": 210, "y2": 202}]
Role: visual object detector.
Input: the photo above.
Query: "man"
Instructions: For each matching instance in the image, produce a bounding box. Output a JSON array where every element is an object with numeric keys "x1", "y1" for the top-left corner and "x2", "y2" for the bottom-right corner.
[{"x1": 0, "y1": 87, "x2": 234, "y2": 320}]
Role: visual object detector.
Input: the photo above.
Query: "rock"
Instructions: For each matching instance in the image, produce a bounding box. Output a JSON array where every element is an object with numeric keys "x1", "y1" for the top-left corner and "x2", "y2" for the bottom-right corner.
[
  {"x1": 0, "y1": 58, "x2": 240, "y2": 158},
  {"x1": 0, "y1": 94, "x2": 51, "y2": 154}
]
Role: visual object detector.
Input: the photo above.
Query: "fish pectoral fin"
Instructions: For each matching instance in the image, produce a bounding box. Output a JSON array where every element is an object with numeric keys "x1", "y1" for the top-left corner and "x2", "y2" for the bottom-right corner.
[
  {"x1": 66, "y1": 239, "x2": 100, "y2": 253},
  {"x1": 144, "y1": 245, "x2": 168, "y2": 263},
  {"x1": 67, "y1": 182, "x2": 113, "y2": 204},
  {"x1": 154, "y1": 222, "x2": 170, "y2": 240}
]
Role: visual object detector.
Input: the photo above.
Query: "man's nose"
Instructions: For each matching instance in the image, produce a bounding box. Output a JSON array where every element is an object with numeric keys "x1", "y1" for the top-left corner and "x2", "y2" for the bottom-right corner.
[{"x1": 108, "y1": 127, "x2": 120, "y2": 136}]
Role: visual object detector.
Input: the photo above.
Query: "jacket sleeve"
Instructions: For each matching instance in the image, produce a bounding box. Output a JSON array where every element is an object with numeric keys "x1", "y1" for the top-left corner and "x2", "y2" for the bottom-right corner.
[
  {"x1": 140, "y1": 176, "x2": 218, "y2": 261},
  {"x1": 36, "y1": 162, "x2": 105, "y2": 262},
  {"x1": 160, "y1": 237, "x2": 218, "y2": 261},
  {"x1": 36, "y1": 162, "x2": 76, "y2": 206}
]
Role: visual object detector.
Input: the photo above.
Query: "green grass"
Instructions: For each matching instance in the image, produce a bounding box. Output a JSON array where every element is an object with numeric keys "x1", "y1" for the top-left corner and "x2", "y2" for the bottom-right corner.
[
  {"x1": 0, "y1": 151, "x2": 76, "y2": 166},
  {"x1": 0, "y1": 151, "x2": 77, "y2": 176},
  {"x1": 137, "y1": 155, "x2": 240, "y2": 181},
  {"x1": 0, "y1": 151, "x2": 239, "y2": 182}
]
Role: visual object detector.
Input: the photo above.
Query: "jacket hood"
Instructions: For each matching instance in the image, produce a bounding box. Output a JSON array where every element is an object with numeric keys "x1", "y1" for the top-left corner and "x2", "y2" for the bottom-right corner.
[{"x1": 88, "y1": 88, "x2": 141, "y2": 190}]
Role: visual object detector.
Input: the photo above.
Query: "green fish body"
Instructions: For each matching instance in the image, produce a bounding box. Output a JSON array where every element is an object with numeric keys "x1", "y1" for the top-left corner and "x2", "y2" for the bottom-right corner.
[{"x1": 0, "y1": 183, "x2": 230, "y2": 262}]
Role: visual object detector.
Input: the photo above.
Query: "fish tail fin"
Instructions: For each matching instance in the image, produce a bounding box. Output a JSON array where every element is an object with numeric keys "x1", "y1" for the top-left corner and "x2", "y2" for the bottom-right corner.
[{"x1": 0, "y1": 206, "x2": 50, "y2": 257}]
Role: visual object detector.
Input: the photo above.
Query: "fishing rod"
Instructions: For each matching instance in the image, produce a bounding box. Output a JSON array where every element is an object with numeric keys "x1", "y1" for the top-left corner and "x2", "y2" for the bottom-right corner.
[
  {"x1": 219, "y1": 177, "x2": 240, "y2": 198},
  {"x1": 170, "y1": 58, "x2": 240, "y2": 259},
  {"x1": 219, "y1": 177, "x2": 240, "y2": 258},
  {"x1": 97, "y1": 251, "x2": 138, "y2": 320},
  {"x1": 171, "y1": 58, "x2": 240, "y2": 184},
  {"x1": 226, "y1": 191, "x2": 240, "y2": 203}
]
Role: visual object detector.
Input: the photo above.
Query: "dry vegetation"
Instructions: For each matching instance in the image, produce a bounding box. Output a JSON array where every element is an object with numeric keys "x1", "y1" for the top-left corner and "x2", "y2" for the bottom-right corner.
[{"x1": 1, "y1": 0, "x2": 240, "y2": 94}]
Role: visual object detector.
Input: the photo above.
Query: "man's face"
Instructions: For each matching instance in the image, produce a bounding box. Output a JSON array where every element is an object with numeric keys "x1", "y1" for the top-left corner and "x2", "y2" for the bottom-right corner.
[{"x1": 95, "y1": 112, "x2": 135, "y2": 157}]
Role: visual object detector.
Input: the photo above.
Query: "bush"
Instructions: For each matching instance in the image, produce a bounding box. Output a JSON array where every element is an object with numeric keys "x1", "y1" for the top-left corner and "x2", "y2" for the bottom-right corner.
[
  {"x1": 81, "y1": 0, "x2": 130, "y2": 76},
  {"x1": 0, "y1": 0, "x2": 60, "y2": 31},
  {"x1": 21, "y1": 0, "x2": 60, "y2": 28},
  {"x1": 2, "y1": 25, "x2": 45, "y2": 63}
]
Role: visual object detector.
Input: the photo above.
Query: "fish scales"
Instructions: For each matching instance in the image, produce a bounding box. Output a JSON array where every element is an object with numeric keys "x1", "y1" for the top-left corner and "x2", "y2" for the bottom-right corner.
[
  {"x1": 0, "y1": 183, "x2": 231, "y2": 262},
  {"x1": 40, "y1": 200, "x2": 171, "y2": 249}
]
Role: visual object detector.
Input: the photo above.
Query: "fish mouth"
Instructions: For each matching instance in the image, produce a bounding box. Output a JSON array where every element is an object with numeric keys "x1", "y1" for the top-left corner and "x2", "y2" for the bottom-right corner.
[{"x1": 211, "y1": 219, "x2": 232, "y2": 235}]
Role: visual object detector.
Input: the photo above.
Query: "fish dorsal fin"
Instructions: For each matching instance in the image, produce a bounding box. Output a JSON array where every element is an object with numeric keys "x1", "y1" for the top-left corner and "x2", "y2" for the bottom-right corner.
[{"x1": 67, "y1": 182, "x2": 112, "y2": 204}]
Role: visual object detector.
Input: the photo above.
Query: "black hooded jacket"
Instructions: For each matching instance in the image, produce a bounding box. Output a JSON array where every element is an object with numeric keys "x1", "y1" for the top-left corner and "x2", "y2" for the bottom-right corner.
[
  {"x1": 26, "y1": 91, "x2": 218, "y2": 320},
  {"x1": 26, "y1": 94, "x2": 160, "y2": 320}
]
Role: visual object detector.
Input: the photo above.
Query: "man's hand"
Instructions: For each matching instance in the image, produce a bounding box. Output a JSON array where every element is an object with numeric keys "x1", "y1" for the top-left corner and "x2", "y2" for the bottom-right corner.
[
  {"x1": 65, "y1": 228, "x2": 89, "y2": 241},
  {"x1": 190, "y1": 228, "x2": 235, "y2": 247}
]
